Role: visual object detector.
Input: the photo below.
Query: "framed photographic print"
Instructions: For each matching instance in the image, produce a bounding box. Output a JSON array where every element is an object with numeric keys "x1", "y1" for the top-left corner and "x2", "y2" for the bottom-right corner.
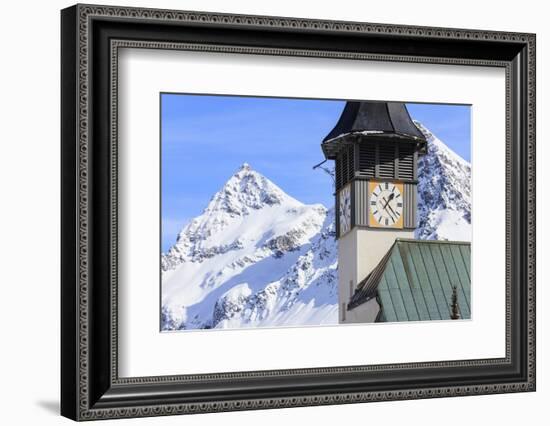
[{"x1": 61, "y1": 4, "x2": 536, "y2": 421}]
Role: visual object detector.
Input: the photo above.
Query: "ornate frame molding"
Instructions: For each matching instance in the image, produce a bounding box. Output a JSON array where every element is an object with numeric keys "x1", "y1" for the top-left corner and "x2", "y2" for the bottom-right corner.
[{"x1": 61, "y1": 4, "x2": 536, "y2": 421}]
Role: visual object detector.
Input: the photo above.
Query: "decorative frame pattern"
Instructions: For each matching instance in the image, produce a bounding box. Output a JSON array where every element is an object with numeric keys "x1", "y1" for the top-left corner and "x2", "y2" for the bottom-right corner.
[{"x1": 61, "y1": 4, "x2": 536, "y2": 421}]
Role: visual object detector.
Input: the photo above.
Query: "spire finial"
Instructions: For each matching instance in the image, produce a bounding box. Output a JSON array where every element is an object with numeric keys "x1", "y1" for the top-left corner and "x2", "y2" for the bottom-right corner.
[{"x1": 450, "y1": 286, "x2": 461, "y2": 320}]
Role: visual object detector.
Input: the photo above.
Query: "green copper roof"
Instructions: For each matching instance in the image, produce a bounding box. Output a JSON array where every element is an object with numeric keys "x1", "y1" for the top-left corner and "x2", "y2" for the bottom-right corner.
[{"x1": 349, "y1": 239, "x2": 471, "y2": 322}]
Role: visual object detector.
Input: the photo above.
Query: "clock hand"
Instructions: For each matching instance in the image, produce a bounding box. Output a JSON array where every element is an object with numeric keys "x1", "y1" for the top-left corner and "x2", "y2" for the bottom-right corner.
[
  {"x1": 382, "y1": 192, "x2": 395, "y2": 210},
  {"x1": 386, "y1": 203, "x2": 398, "y2": 219},
  {"x1": 381, "y1": 195, "x2": 399, "y2": 221}
]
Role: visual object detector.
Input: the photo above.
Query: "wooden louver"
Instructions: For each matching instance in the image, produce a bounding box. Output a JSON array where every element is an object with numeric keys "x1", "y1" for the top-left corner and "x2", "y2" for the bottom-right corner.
[{"x1": 335, "y1": 141, "x2": 418, "y2": 190}]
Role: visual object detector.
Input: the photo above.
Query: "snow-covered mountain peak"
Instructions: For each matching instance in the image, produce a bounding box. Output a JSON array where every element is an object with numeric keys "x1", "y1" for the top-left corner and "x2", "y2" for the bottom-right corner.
[
  {"x1": 203, "y1": 163, "x2": 300, "y2": 218},
  {"x1": 414, "y1": 121, "x2": 471, "y2": 241},
  {"x1": 414, "y1": 120, "x2": 470, "y2": 168},
  {"x1": 162, "y1": 164, "x2": 326, "y2": 275},
  {"x1": 413, "y1": 120, "x2": 436, "y2": 142},
  {"x1": 237, "y1": 162, "x2": 251, "y2": 171}
]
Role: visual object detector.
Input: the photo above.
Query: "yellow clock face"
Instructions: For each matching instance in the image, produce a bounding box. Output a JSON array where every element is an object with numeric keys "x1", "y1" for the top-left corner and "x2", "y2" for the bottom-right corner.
[{"x1": 368, "y1": 181, "x2": 404, "y2": 229}]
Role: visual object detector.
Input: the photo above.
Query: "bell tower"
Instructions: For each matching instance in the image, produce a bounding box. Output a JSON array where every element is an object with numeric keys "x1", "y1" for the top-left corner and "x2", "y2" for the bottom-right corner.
[{"x1": 321, "y1": 101, "x2": 427, "y2": 323}]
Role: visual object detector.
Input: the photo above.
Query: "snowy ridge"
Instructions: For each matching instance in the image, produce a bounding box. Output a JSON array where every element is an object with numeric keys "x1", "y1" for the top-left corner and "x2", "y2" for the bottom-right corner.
[
  {"x1": 162, "y1": 123, "x2": 471, "y2": 331},
  {"x1": 414, "y1": 121, "x2": 472, "y2": 241}
]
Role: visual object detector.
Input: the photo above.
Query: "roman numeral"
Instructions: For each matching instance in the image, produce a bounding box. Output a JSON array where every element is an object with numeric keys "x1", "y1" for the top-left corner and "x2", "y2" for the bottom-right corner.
[
  {"x1": 385, "y1": 218, "x2": 389, "y2": 226},
  {"x1": 370, "y1": 201, "x2": 376, "y2": 206},
  {"x1": 397, "y1": 202, "x2": 403, "y2": 207},
  {"x1": 385, "y1": 182, "x2": 388, "y2": 190}
]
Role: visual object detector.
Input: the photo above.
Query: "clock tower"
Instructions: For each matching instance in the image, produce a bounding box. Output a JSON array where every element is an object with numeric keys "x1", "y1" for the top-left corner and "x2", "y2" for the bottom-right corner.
[{"x1": 321, "y1": 101, "x2": 427, "y2": 323}]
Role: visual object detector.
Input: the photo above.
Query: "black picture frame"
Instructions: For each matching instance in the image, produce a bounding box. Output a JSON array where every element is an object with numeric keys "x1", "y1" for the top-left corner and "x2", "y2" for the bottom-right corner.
[{"x1": 61, "y1": 4, "x2": 536, "y2": 421}]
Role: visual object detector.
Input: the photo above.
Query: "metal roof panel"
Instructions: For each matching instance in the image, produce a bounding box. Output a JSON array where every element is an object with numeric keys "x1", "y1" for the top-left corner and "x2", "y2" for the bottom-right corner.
[{"x1": 349, "y1": 239, "x2": 471, "y2": 322}]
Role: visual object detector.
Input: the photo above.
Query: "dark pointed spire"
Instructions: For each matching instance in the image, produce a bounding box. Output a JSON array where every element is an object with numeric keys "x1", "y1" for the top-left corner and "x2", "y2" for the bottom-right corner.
[{"x1": 321, "y1": 101, "x2": 426, "y2": 159}]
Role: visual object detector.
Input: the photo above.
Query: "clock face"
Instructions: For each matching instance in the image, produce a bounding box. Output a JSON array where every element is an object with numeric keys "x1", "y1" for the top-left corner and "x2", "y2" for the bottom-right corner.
[
  {"x1": 368, "y1": 181, "x2": 404, "y2": 229},
  {"x1": 339, "y1": 184, "x2": 351, "y2": 236}
]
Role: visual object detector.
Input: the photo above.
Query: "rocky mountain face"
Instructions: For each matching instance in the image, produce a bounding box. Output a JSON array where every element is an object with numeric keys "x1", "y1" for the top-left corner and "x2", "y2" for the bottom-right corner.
[
  {"x1": 414, "y1": 121, "x2": 472, "y2": 242},
  {"x1": 161, "y1": 124, "x2": 471, "y2": 331}
]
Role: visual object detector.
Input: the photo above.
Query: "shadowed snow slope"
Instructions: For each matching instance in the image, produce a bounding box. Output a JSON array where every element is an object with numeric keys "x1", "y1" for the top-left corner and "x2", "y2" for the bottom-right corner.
[{"x1": 161, "y1": 124, "x2": 471, "y2": 331}]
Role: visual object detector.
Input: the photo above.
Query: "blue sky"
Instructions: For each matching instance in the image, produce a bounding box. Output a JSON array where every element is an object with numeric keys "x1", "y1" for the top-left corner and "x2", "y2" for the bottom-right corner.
[{"x1": 161, "y1": 94, "x2": 470, "y2": 251}]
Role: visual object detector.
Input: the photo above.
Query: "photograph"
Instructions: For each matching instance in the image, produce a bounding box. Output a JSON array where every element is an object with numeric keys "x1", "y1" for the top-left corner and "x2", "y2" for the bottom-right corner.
[
  {"x1": 58, "y1": 3, "x2": 536, "y2": 420},
  {"x1": 160, "y1": 95, "x2": 472, "y2": 331}
]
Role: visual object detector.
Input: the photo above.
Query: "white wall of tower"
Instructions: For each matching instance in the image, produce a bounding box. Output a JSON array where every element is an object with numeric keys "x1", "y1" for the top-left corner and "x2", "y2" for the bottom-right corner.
[{"x1": 339, "y1": 228, "x2": 414, "y2": 323}]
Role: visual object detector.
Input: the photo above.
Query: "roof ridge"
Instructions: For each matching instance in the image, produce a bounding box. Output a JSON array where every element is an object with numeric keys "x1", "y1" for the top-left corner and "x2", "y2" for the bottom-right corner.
[{"x1": 395, "y1": 238, "x2": 471, "y2": 246}]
